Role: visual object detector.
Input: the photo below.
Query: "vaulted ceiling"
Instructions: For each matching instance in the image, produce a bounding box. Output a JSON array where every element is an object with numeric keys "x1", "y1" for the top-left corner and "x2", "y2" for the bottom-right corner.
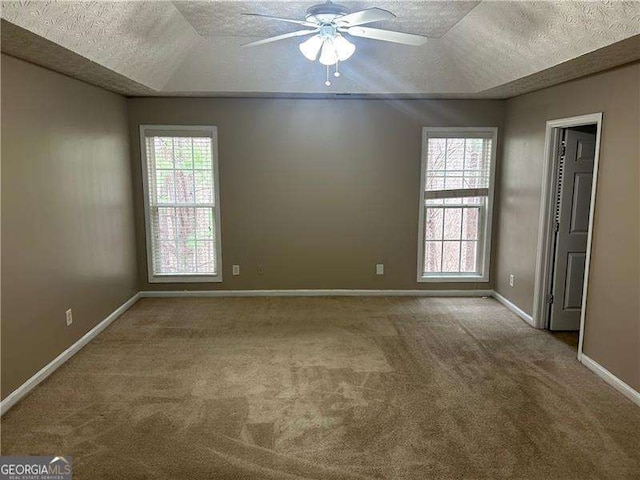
[{"x1": 2, "y1": 1, "x2": 640, "y2": 97}]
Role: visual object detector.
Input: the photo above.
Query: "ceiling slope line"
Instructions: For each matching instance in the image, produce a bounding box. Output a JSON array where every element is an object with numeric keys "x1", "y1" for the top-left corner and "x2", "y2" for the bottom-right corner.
[
  {"x1": 0, "y1": 19, "x2": 156, "y2": 96},
  {"x1": 479, "y1": 34, "x2": 640, "y2": 99}
]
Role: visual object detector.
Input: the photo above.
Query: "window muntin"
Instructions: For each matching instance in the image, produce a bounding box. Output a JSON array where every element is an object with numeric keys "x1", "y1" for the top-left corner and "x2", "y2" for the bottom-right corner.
[
  {"x1": 418, "y1": 130, "x2": 496, "y2": 281},
  {"x1": 141, "y1": 126, "x2": 222, "y2": 283}
]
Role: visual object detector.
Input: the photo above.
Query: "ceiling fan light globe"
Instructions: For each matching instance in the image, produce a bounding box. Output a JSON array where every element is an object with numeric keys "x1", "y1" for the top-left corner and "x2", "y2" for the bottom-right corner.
[
  {"x1": 319, "y1": 38, "x2": 339, "y2": 66},
  {"x1": 299, "y1": 35, "x2": 324, "y2": 61},
  {"x1": 333, "y1": 35, "x2": 356, "y2": 61}
]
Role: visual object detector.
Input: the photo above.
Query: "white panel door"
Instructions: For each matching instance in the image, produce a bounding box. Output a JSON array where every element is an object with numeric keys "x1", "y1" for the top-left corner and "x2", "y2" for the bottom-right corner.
[{"x1": 549, "y1": 128, "x2": 596, "y2": 331}]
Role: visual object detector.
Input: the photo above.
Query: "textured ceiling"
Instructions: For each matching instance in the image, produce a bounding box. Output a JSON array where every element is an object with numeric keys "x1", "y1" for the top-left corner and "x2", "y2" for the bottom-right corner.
[
  {"x1": 479, "y1": 34, "x2": 640, "y2": 99},
  {"x1": 1, "y1": 0, "x2": 199, "y2": 90},
  {"x1": 440, "y1": 0, "x2": 640, "y2": 91},
  {"x1": 1, "y1": 1, "x2": 640, "y2": 97},
  {"x1": 0, "y1": 20, "x2": 154, "y2": 96},
  {"x1": 172, "y1": 1, "x2": 480, "y2": 38}
]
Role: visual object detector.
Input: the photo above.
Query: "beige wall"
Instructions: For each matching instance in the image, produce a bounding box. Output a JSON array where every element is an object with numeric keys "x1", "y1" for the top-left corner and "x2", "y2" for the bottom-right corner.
[
  {"x1": 2, "y1": 52, "x2": 637, "y2": 400},
  {"x1": 1, "y1": 55, "x2": 138, "y2": 399},
  {"x1": 127, "y1": 98, "x2": 504, "y2": 291},
  {"x1": 495, "y1": 62, "x2": 640, "y2": 390}
]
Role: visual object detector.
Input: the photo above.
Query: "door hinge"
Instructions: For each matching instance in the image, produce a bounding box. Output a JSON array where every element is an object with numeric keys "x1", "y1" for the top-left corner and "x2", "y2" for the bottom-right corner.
[
  {"x1": 559, "y1": 141, "x2": 566, "y2": 157},
  {"x1": 546, "y1": 294, "x2": 554, "y2": 304},
  {"x1": 553, "y1": 222, "x2": 560, "y2": 233}
]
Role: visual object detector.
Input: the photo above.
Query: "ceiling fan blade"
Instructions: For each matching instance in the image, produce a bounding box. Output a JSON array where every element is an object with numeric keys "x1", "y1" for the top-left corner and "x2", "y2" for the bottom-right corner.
[
  {"x1": 344, "y1": 26, "x2": 427, "y2": 46},
  {"x1": 242, "y1": 29, "x2": 319, "y2": 48},
  {"x1": 336, "y1": 8, "x2": 395, "y2": 27},
  {"x1": 242, "y1": 13, "x2": 318, "y2": 28}
]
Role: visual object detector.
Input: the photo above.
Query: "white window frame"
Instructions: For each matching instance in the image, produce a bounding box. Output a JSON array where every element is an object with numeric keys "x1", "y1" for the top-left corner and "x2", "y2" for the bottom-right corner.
[
  {"x1": 417, "y1": 127, "x2": 497, "y2": 283},
  {"x1": 140, "y1": 125, "x2": 223, "y2": 283}
]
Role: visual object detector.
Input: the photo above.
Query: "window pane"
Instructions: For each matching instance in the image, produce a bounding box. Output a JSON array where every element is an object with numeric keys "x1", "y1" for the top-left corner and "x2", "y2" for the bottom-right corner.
[
  {"x1": 151, "y1": 207, "x2": 216, "y2": 275},
  {"x1": 426, "y1": 175, "x2": 444, "y2": 192},
  {"x1": 195, "y1": 171, "x2": 213, "y2": 203},
  {"x1": 195, "y1": 208, "x2": 214, "y2": 240},
  {"x1": 444, "y1": 174, "x2": 463, "y2": 190},
  {"x1": 175, "y1": 170, "x2": 195, "y2": 204},
  {"x1": 155, "y1": 170, "x2": 175, "y2": 203},
  {"x1": 426, "y1": 197, "x2": 445, "y2": 206},
  {"x1": 426, "y1": 137, "x2": 492, "y2": 192},
  {"x1": 443, "y1": 208, "x2": 462, "y2": 240},
  {"x1": 175, "y1": 206, "x2": 196, "y2": 242},
  {"x1": 427, "y1": 138, "x2": 446, "y2": 167},
  {"x1": 156, "y1": 240, "x2": 177, "y2": 274},
  {"x1": 425, "y1": 207, "x2": 443, "y2": 240},
  {"x1": 465, "y1": 139, "x2": 485, "y2": 170},
  {"x1": 174, "y1": 137, "x2": 193, "y2": 169},
  {"x1": 424, "y1": 241, "x2": 442, "y2": 273},
  {"x1": 461, "y1": 241, "x2": 477, "y2": 273},
  {"x1": 156, "y1": 207, "x2": 175, "y2": 240},
  {"x1": 175, "y1": 207, "x2": 196, "y2": 272},
  {"x1": 154, "y1": 137, "x2": 174, "y2": 169},
  {"x1": 442, "y1": 241, "x2": 461, "y2": 272},
  {"x1": 193, "y1": 138, "x2": 212, "y2": 169},
  {"x1": 463, "y1": 196, "x2": 484, "y2": 206},
  {"x1": 196, "y1": 240, "x2": 215, "y2": 274},
  {"x1": 463, "y1": 171, "x2": 479, "y2": 189},
  {"x1": 178, "y1": 242, "x2": 196, "y2": 273},
  {"x1": 444, "y1": 196, "x2": 461, "y2": 205},
  {"x1": 462, "y1": 207, "x2": 479, "y2": 240},
  {"x1": 445, "y1": 138, "x2": 465, "y2": 170},
  {"x1": 422, "y1": 205, "x2": 483, "y2": 275}
]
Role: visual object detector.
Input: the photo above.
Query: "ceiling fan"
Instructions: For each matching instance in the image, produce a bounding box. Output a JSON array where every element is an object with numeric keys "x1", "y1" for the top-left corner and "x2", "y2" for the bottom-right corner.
[{"x1": 242, "y1": 1, "x2": 428, "y2": 86}]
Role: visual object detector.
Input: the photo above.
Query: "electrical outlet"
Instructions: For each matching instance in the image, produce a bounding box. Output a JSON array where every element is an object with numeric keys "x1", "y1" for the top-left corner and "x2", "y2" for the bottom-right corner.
[
  {"x1": 65, "y1": 309, "x2": 73, "y2": 326},
  {"x1": 376, "y1": 263, "x2": 384, "y2": 275},
  {"x1": 509, "y1": 274, "x2": 515, "y2": 287},
  {"x1": 257, "y1": 265, "x2": 264, "y2": 275},
  {"x1": 232, "y1": 264, "x2": 240, "y2": 276}
]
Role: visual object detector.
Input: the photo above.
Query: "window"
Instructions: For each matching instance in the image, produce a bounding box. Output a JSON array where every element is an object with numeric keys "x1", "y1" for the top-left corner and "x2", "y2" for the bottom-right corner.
[
  {"x1": 417, "y1": 128, "x2": 497, "y2": 282},
  {"x1": 140, "y1": 125, "x2": 222, "y2": 283}
]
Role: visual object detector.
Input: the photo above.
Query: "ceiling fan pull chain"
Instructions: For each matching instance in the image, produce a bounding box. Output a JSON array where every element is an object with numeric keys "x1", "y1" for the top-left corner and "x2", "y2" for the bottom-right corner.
[
  {"x1": 334, "y1": 61, "x2": 341, "y2": 78},
  {"x1": 325, "y1": 65, "x2": 331, "y2": 86}
]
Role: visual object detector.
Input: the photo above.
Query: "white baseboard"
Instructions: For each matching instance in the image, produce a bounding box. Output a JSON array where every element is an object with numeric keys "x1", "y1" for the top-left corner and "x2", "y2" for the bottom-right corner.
[
  {"x1": 491, "y1": 290, "x2": 536, "y2": 327},
  {"x1": 0, "y1": 292, "x2": 141, "y2": 416},
  {"x1": 579, "y1": 354, "x2": 640, "y2": 407},
  {"x1": 140, "y1": 289, "x2": 494, "y2": 298}
]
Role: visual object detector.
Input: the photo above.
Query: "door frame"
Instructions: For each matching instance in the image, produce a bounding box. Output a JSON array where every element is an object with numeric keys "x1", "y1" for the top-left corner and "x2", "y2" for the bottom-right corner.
[{"x1": 532, "y1": 113, "x2": 603, "y2": 359}]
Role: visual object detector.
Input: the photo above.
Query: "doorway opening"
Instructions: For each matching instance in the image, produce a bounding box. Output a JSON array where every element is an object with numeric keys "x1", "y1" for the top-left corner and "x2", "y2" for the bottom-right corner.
[{"x1": 532, "y1": 114, "x2": 603, "y2": 358}]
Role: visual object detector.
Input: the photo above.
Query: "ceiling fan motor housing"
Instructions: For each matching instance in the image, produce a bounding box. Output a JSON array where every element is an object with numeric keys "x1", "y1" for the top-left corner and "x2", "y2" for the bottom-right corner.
[{"x1": 306, "y1": 2, "x2": 350, "y2": 24}]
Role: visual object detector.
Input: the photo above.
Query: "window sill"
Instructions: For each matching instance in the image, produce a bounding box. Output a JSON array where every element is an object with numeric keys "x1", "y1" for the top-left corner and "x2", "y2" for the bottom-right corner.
[
  {"x1": 148, "y1": 274, "x2": 223, "y2": 283},
  {"x1": 417, "y1": 275, "x2": 489, "y2": 283}
]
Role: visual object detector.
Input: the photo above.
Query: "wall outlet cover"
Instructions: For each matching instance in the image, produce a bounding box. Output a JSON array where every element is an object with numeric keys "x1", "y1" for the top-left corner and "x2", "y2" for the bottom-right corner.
[
  {"x1": 232, "y1": 265, "x2": 240, "y2": 276},
  {"x1": 65, "y1": 309, "x2": 73, "y2": 326},
  {"x1": 376, "y1": 264, "x2": 384, "y2": 275}
]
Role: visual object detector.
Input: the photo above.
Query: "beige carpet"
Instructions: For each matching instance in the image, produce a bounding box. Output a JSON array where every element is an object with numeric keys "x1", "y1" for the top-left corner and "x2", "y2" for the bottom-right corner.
[{"x1": 1, "y1": 297, "x2": 639, "y2": 479}]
